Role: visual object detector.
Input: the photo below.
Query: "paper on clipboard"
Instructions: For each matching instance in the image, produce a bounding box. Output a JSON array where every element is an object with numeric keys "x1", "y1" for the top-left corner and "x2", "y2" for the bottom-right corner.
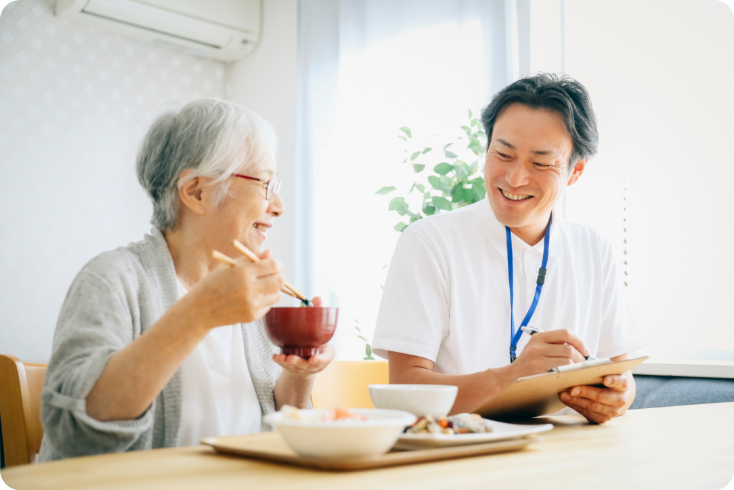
[{"x1": 477, "y1": 356, "x2": 648, "y2": 420}]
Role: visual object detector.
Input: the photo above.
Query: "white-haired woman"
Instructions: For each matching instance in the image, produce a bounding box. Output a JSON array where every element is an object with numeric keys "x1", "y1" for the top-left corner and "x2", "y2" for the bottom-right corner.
[{"x1": 38, "y1": 99, "x2": 334, "y2": 462}]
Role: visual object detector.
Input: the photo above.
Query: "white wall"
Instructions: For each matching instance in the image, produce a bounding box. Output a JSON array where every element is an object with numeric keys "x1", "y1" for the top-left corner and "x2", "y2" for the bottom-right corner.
[
  {"x1": 561, "y1": 0, "x2": 734, "y2": 360},
  {"x1": 227, "y1": 0, "x2": 299, "y2": 307},
  {"x1": 0, "y1": 0, "x2": 227, "y2": 362}
]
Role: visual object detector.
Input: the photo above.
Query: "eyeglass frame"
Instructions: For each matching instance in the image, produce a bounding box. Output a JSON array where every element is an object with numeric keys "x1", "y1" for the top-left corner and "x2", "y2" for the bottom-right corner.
[{"x1": 231, "y1": 173, "x2": 282, "y2": 201}]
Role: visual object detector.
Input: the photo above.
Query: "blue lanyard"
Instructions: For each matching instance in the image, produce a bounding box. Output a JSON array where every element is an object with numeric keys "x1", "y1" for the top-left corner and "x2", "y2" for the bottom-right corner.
[{"x1": 506, "y1": 214, "x2": 552, "y2": 363}]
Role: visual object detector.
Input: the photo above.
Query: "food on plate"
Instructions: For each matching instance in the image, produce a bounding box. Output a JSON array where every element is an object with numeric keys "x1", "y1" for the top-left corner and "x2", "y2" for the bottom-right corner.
[
  {"x1": 280, "y1": 405, "x2": 369, "y2": 422},
  {"x1": 406, "y1": 413, "x2": 495, "y2": 435},
  {"x1": 322, "y1": 406, "x2": 369, "y2": 422},
  {"x1": 281, "y1": 405, "x2": 306, "y2": 421}
]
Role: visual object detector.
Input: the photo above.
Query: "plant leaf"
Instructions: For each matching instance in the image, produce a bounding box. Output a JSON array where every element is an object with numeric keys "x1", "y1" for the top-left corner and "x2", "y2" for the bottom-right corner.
[
  {"x1": 432, "y1": 196, "x2": 452, "y2": 211},
  {"x1": 416, "y1": 183, "x2": 425, "y2": 193},
  {"x1": 423, "y1": 204, "x2": 436, "y2": 216},
  {"x1": 464, "y1": 187, "x2": 484, "y2": 204},
  {"x1": 469, "y1": 144, "x2": 483, "y2": 156},
  {"x1": 365, "y1": 344, "x2": 374, "y2": 361},
  {"x1": 461, "y1": 125, "x2": 472, "y2": 136},
  {"x1": 410, "y1": 151, "x2": 421, "y2": 161},
  {"x1": 433, "y1": 162, "x2": 453, "y2": 175},
  {"x1": 468, "y1": 108, "x2": 472, "y2": 119},
  {"x1": 445, "y1": 151, "x2": 458, "y2": 159},
  {"x1": 398, "y1": 135, "x2": 407, "y2": 141},
  {"x1": 473, "y1": 181, "x2": 486, "y2": 200},
  {"x1": 451, "y1": 184, "x2": 464, "y2": 202},
  {"x1": 427, "y1": 175, "x2": 442, "y2": 189},
  {"x1": 399, "y1": 127, "x2": 412, "y2": 138},
  {"x1": 454, "y1": 162, "x2": 469, "y2": 179},
  {"x1": 470, "y1": 118, "x2": 477, "y2": 127},
  {"x1": 412, "y1": 164, "x2": 425, "y2": 173},
  {"x1": 388, "y1": 197, "x2": 406, "y2": 211},
  {"x1": 375, "y1": 186, "x2": 396, "y2": 195},
  {"x1": 394, "y1": 222, "x2": 408, "y2": 232},
  {"x1": 422, "y1": 147, "x2": 432, "y2": 154},
  {"x1": 443, "y1": 142, "x2": 454, "y2": 150}
]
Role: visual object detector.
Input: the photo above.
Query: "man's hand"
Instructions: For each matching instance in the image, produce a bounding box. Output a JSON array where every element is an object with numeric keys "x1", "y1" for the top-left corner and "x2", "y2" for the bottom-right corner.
[
  {"x1": 509, "y1": 329, "x2": 589, "y2": 379},
  {"x1": 560, "y1": 373, "x2": 631, "y2": 424}
]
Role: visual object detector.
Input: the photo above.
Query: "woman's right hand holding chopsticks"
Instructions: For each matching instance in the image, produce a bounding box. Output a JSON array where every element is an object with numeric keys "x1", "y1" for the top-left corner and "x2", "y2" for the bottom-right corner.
[{"x1": 183, "y1": 249, "x2": 285, "y2": 329}]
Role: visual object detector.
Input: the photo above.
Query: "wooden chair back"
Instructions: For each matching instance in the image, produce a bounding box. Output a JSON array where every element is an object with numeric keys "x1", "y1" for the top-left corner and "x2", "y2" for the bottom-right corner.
[
  {"x1": 311, "y1": 361, "x2": 389, "y2": 409},
  {"x1": 0, "y1": 354, "x2": 46, "y2": 467}
]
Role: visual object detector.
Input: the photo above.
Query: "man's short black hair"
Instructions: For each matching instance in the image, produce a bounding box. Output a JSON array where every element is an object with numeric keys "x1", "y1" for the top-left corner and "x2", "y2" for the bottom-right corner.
[{"x1": 480, "y1": 73, "x2": 599, "y2": 169}]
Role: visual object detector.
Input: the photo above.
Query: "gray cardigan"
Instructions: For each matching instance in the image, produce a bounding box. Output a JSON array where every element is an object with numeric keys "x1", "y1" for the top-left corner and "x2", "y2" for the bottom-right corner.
[{"x1": 37, "y1": 229, "x2": 281, "y2": 462}]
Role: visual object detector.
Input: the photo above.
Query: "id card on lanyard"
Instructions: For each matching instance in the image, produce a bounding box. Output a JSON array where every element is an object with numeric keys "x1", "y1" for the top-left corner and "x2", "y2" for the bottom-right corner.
[{"x1": 507, "y1": 213, "x2": 552, "y2": 363}]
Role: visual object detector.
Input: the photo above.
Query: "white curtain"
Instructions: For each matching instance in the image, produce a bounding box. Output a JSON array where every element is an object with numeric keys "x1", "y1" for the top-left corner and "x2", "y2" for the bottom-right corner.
[{"x1": 296, "y1": 0, "x2": 523, "y2": 359}]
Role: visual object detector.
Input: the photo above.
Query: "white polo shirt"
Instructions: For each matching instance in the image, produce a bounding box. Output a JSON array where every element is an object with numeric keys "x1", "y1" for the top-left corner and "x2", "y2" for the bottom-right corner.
[{"x1": 372, "y1": 198, "x2": 644, "y2": 375}]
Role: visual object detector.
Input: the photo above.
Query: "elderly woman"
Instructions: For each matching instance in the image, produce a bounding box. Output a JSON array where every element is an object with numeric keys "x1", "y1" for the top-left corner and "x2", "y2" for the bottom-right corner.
[{"x1": 38, "y1": 99, "x2": 334, "y2": 462}]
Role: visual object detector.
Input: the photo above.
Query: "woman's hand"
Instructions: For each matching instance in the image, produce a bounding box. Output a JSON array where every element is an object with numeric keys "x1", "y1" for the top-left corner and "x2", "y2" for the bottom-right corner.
[
  {"x1": 272, "y1": 342, "x2": 334, "y2": 410},
  {"x1": 184, "y1": 250, "x2": 285, "y2": 330},
  {"x1": 272, "y1": 343, "x2": 335, "y2": 378},
  {"x1": 271, "y1": 295, "x2": 335, "y2": 409}
]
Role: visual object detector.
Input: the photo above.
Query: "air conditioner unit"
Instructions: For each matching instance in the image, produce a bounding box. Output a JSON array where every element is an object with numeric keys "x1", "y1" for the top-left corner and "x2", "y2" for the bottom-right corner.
[{"x1": 55, "y1": 0, "x2": 261, "y2": 62}]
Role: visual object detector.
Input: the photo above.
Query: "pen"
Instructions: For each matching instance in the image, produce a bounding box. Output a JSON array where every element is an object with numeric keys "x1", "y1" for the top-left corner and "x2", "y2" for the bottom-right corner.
[{"x1": 520, "y1": 326, "x2": 599, "y2": 361}]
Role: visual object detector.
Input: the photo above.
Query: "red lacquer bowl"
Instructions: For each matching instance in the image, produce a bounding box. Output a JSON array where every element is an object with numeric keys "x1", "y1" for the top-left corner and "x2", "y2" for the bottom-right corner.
[{"x1": 264, "y1": 307, "x2": 338, "y2": 357}]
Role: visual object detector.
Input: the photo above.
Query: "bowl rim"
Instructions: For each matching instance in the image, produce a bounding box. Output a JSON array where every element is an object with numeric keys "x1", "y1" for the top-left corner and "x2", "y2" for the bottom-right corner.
[
  {"x1": 265, "y1": 306, "x2": 339, "y2": 311},
  {"x1": 264, "y1": 408, "x2": 416, "y2": 428},
  {"x1": 368, "y1": 384, "x2": 459, "y2": 392}
]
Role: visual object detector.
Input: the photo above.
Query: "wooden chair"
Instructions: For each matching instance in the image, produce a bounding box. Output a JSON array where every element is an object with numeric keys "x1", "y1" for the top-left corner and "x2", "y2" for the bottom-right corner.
[
  {"x1": 311, "y1": 361, "x2": 389, "y2": 409},
  {"x1": 0, "y1": 354, "x2": 46, "y2": 467}
]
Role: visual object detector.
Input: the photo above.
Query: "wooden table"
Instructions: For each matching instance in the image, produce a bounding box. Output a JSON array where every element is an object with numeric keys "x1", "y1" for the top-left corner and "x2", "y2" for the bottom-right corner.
[{"x1": 3, "y1": 403, "x2": 734, "y2": 490}]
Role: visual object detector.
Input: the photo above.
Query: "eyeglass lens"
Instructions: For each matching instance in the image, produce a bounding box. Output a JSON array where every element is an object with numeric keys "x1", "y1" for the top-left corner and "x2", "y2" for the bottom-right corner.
[{"x1": 267, "y1": 179, "x2": 282, "y2": 200}]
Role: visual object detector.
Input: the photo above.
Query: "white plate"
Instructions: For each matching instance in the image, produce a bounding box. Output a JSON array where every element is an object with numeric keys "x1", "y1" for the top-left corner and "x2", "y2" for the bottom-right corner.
[{"x1": 394, "y1": 420, "x2": 553, "y2": 449}]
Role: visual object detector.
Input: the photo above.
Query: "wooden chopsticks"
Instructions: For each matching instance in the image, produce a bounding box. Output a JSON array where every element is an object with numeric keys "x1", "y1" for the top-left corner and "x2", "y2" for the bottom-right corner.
[
  {"x1": 232, "y1": 240, "x2": 306, "y2": 301},
  {"x1": 211, "y1": 241, "x2": 307, "y2": 302}
]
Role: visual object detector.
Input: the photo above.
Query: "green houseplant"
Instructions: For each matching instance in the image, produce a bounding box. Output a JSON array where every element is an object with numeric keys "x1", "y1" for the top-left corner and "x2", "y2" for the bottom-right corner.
[
  {"x1": 356, "y1": 111, "x2": 489, "y2": 359},
  {"x1": 376, "y1": 110, "x2": 489, "y2": 232}
]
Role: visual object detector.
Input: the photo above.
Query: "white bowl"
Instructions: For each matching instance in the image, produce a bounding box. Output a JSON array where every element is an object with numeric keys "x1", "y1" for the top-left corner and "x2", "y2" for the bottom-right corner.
[
  {"x1": 369, "y1": 384, "x2": 458, "y2": 418},
  {"x1": 263, "y1": 408, "x2": 416, "y2": 459}
]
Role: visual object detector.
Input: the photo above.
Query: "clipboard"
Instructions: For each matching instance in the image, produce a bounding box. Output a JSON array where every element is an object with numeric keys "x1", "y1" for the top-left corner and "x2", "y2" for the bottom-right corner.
[{"x1": 477, "y1": 356, "x2": 648, "y2": 420}]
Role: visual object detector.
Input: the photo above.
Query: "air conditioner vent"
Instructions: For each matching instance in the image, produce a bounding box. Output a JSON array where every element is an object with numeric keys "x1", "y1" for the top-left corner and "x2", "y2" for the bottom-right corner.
[{"x1": 56, "y1": 0, "x2": 261, "y2": 62}]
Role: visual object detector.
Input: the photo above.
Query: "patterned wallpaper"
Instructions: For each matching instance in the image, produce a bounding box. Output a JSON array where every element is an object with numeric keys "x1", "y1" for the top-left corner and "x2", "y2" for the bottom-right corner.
[{"x1": 0, "y1": 0, "x2": 228, "y2": 362}]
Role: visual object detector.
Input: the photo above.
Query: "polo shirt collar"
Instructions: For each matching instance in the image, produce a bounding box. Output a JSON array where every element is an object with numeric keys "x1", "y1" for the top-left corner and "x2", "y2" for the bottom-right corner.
[{"x1": 474, "y1": 198, "x2": 563, "y2": 258}]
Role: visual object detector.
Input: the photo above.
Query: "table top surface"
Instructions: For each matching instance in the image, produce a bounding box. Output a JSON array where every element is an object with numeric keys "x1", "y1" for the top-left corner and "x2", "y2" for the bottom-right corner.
[{"x1": 3, "y1": 402, "x2": 734, "y2": 490}]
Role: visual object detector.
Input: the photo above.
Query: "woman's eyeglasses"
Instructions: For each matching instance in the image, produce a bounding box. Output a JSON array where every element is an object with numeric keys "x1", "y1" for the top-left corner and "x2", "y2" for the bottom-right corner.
[{"x1": 232, "y1": 174, "x2": 282, "y2": 201}]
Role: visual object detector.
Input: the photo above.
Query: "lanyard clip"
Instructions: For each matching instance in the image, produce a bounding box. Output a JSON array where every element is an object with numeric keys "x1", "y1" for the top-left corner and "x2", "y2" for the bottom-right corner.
[
  {"x1": 536, "y1": 267, "x2": 547, "y2": 285},
  {"x1": 509, "y1": 345, "x2": 517, "y2": 363}
]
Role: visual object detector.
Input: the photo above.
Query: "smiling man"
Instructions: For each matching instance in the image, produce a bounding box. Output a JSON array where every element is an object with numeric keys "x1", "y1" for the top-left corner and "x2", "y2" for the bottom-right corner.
[{"x1": 372, "y1": 74, "x2": 644, "y2": 424}]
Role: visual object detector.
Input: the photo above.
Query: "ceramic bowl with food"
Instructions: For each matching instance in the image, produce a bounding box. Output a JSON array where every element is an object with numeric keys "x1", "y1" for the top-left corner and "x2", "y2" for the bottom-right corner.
[
  {"x1": 368, "y1": 384, "x2": 458, "y2": 418},
  {"x1": 263, "y1": 407, "x2": 416, "y2": 459},
  {"x1": 264, "y1": 307, "x2": 338, "y2": 357}
]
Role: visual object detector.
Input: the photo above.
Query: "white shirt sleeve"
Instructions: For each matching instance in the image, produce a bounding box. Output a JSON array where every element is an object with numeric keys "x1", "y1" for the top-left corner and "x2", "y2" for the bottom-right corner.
[
  {"x1": 372, "y1": 226, "x2": 450, "y2": 362},
  {"x1": 596, "y1": 236, "x2": 646, "y2": 359}
]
